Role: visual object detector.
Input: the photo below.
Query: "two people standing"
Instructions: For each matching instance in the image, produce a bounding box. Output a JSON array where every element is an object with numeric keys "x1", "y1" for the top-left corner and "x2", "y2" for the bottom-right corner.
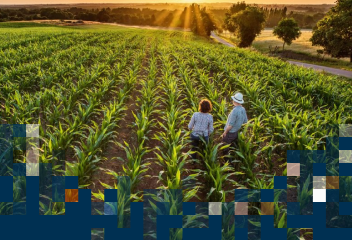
[{"x1": 188, "y1": 93, "x2": 248, "y2": 160}]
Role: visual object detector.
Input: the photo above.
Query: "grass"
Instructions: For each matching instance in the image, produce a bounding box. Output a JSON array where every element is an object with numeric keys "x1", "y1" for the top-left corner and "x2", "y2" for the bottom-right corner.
[
  {"x1": 218, "y1": 29, "x2": 352, "y2": 71},
  {"x1": 252, "y1": 29, "x2": 321, "y2": 55}
]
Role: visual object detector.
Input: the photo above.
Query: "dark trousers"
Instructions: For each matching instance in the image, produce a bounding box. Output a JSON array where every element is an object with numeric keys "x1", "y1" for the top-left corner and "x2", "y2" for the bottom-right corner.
[
  {"x1": 222, "y1": 131, "x2": 238, "y2": 161},
  {"x1": 190, "y1": 133, "x2": 209, "y2": 159}
]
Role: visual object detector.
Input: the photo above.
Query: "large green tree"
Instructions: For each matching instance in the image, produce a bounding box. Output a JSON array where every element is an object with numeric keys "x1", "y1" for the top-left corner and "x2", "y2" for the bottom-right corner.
[
  {"x1": 310, "y1": 0, "x2": 352, "y2": 62},
  {"x1": 224, "y1": 3, "x2": 266, "y2": 47},
  {"x1": 273, "y1": 18, "x2": 301, "y2": 50}
]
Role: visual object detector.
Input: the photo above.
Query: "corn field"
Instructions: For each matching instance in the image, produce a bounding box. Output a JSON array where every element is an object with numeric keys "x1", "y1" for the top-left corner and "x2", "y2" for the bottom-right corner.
[{"x1": 1, "y1": 24, "x2": 351, "y2": 232}]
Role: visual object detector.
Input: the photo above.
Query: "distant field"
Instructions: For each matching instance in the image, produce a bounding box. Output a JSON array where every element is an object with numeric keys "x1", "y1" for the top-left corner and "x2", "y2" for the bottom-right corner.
[
  {"x1": 219, "y1": 29, "x2": 352, "y2": 71},
  {"x1": 222, "y1": 29, "x2": 349, "y2": 61},
  {"x1": 253, "y1": 29, "x2": 320, "y2": 54}
]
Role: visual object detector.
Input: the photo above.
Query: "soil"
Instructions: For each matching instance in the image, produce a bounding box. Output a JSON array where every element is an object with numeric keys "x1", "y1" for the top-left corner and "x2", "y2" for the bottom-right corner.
[
  {"x1": 90, "y1": 98, "x2": 139, "y2": 201},
  {"x1": 134, "y1": 56, "x2": 164, "y2": 194},
  {"x1": 287, "y1": 176, "x2": 298, "y2": 202},
  {"x1": 90, "y1": 51, "x2": 147, "y2": 201}
]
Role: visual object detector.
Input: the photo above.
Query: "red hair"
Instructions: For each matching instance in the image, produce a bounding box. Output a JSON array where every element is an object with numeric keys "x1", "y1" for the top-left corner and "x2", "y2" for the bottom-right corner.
[{"x1": 198, "y1": 99, "x2": 212, "y2": 113}]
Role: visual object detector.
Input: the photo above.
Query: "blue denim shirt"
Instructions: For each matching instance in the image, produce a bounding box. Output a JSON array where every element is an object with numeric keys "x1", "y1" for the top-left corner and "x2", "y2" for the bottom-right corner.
[{"x1": 224, "y1": 106, "x2": 248, "y2": 133}]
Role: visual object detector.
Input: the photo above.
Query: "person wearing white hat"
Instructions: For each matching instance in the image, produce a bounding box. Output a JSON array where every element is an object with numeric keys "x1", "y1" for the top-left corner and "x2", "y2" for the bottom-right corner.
[{"x1": 221, "y1": 92, "x2": 248, "y2": 160}]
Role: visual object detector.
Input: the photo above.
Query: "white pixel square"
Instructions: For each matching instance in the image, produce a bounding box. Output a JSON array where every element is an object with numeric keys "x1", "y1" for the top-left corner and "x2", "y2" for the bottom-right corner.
[
  {"x1": 313, "y1": 176, "x2": 326, "y2": 189},
  {"x1": 339, "y1": 150, "x2": 352, "y2": 163},
  {"x1": 209, "y1": 202, "x2": 222, "y2": 215},
  {"x1": 26, "y1": 150, "x2": 39, "y2": 163},
  {"x1": 339, "y1": 124, "x2": 352, "y2": 137},
  {"x1": 26, "y1": 137, "x2": 40, "y2": 150},
  {"x1": 26, "y1": 124, "x2": 39, "y2": 138},
  {"x1": 26, "y1": 163, "x2": 39, "y2": 176},
  {"x1": 313, "y1": 189, "x2": 326, "y2": 202}
]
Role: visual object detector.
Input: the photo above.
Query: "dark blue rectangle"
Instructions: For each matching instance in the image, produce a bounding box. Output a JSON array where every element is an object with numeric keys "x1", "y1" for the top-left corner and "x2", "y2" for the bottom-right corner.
[
  {"x1": 235, "y1": 228, "x2": 247, "y2": 240},
  {"x1": 287, "y1": 150, "x2": 300, "y2": 163},
  {"x1": 339, "y1": 202, "x2": 352, "y2": 215},
  {"x1": 339, "y1": 163, "x2": 352, "y2": 176},
  {"x1": 261, "y1": 189, "x2": 274, "y2": 202},
  {"x1": 13, "y1": 163, "x2": 26, "y2": 176},
  {"x1": 274, "y1": 176, "x2": 287, "y2": 189},
  {"x1": 52, "y1": 176, "x2": 65, "y2": 202},
  {"x1": 183, "y1": 202, "x2": 196, "y2": 215},
  {"x1": 26, "y1": 176, "x2": 39, "y2": 216},
  {"x1": 104, "y1": 189, "x2": 117, "y2": 202},
  {"x1": 339, "y1": 137, "x2": 352, "y2": 150},
  {"x1": 13, "y1": 125, "x2": 26, "y2": 137},
  {"x1": 313, "y1": 163, "x2": 326, "y2": 176},
  {"x1": 235, "y1": 189, "x2": 248, "y2": 202},
  {"x1": 0, "y1": 176, "x2": 13, "y2": 202},
  {"x1": 65, "y1": 176, "x2": 78, "y2": 189}
]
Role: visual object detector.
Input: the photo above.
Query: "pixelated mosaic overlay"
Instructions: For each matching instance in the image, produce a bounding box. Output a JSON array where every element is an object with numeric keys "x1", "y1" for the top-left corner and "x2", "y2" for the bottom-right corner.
[{"x1": 1, "y1": 124, "x2": 352, "y2": 240}]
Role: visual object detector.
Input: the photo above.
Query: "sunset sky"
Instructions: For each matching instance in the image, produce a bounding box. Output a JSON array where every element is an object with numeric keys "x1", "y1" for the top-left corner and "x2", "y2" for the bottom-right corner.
[{"x1": 0, "y1": 0, "x2": 336, "y2": 5}]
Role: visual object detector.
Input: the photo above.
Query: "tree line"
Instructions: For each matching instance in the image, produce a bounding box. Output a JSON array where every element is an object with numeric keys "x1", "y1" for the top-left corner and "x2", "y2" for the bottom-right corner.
[
  {"x1": 0, "y1": 5, "x2": 215, "y2": 36},
  {"x1": 211, "y1": 6, "x2": 325, "y2": 29}
]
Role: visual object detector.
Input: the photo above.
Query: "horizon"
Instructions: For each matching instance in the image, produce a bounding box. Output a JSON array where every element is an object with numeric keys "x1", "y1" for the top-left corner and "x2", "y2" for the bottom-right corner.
[{"x1": 0, "y1": 1, "x2": 336, "y2": 6}]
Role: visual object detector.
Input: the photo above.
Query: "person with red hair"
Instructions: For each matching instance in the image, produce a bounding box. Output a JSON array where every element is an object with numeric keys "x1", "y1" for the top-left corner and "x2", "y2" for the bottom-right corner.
[{"x1": 188, "y1": 99, "x2": 214, "y2": 160}]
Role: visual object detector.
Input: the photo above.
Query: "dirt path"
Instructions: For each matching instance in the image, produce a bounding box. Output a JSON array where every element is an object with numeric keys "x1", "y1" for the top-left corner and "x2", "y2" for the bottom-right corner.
[
  {"x1": 211, "y1": 31, "x2": 352, "y2": 79},
  {"x1": 287, "y1": 61, "x2": 352, "y2": 79},
  {"x1": 210, "y1": 31, "x2": 235, "y2": 48}
]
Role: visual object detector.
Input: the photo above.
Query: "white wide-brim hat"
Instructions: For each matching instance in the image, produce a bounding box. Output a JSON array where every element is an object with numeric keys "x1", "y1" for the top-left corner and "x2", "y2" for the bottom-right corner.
[{"x1": 231, "y1": 92, "x2": 244, "y2": 104}]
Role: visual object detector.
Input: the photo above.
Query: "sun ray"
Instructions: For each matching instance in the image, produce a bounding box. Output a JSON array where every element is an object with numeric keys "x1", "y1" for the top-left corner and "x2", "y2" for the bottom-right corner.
[
  {"x1": 168, "y1": 9, "x2": 183, "y2": 28},
  {"x1": 153, "y1": 10, "x2": 172, "y2": 26}
]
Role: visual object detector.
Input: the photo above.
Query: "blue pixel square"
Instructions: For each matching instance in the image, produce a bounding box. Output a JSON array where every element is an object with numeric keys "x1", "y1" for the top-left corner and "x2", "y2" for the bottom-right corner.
[
  {"x1": 248, "y1": 189, "x2": 261, "y2": 202},
  {"x1": 287, "y1": 202, "x2": 300, "y2": 215},
  {"x1": 0, "y1": 124, "x2": 12, "y2": 139},
  {"x1": 157, "y1": 202, "x2": 170, "y2": 215},
  {"x1": 235, "y1": 189, "x2": 248, "y2": 202},
  {"x1": 195, "y1": 202, "x2": 208, "y2": 215},
  {"x1": 65, "y1": 176, "x2": 78, "y2": 189},
  {"x1": 13, "y1": 124, "x2": 26, "y2": 137},
  {"x1": 104, "y1": 202, "x2": 117, "y2": 215},
  {"x1": 13, "y1": 202, "x2": 26, "y2": 215},
  {"x1": 235, "y1": 215, "x2": 248, "y2": 228},
  {"x1": 313, "y1": 163, "x2": 326, "y2": 176},
  {"x1": 274, "y1": 176, "x2": 287, "y2": 189},
  {"x1": 274, "y1": 189, "x2": 287, "y2": 202},
  {"x1": 287, "y1": 150, "x2": 300, "y2": 163},
  {"x1": 104, "y1": 189, "x2": 117, "y2": 202},
  {"x1": 339, "y1": 163, "x2": 352, "y2": 176},
  {"x1": 235, "y1": 228, "x2": 248, "y2": 240},
  {"x1": 0, "y1": 176, "x2": 13, "y2": 202},
  {"x1": 14, "y1": 137, "x2": 26, "y2": 151},
  {"x1": 52, "y1": 176, "x2": 65, "y2": 202},
  {"x1": 183, "y1": 202, "x2": 195, "y2": 215},
  {"x1": 339, "y1": 137, "x2": 352, "y2": 150},
  {"x1": 0, "y1": 202, "x2": 13, "y2": 215},
  {"x1": 261, "y1": 189, "x2": 274, "y2": 202},
  {"x1": 316, "y1": 150, "x2": 326, "y2": 163},
  {"x1": 13, "y1": 163, "x2": 26, "y2": 176},
  {"x1": 327, "y1": 189, "x2": 339, "y2": 202}
]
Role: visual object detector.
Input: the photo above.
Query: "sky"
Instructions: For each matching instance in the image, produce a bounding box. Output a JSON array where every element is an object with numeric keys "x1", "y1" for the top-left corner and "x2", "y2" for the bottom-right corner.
[{"x1": 0, "y1": 0, "x2": 336, "y2": 5}]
